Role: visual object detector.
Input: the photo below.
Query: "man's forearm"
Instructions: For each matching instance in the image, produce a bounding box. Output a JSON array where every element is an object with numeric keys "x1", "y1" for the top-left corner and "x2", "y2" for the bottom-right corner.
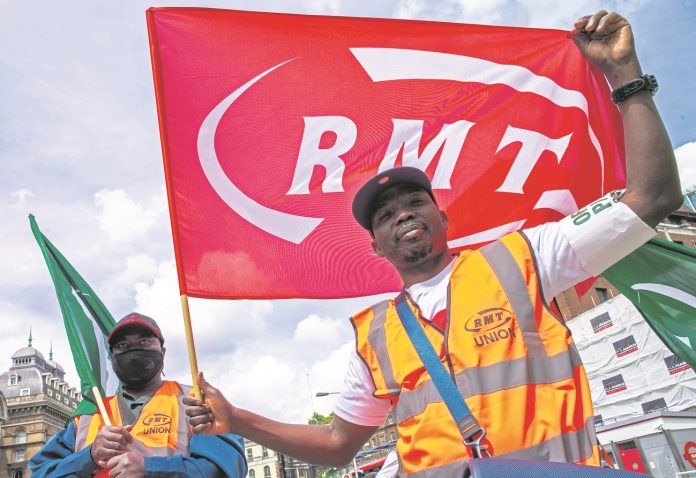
[
  {"x1": 617, "y1": 76, "x2": 682, "y2": 225},
  {"x1": 606, "y1": 56, "x2": 682, "y2": 226},
  {"x1": 572, "y1": 12, "x2": 683, "y2": 226}
]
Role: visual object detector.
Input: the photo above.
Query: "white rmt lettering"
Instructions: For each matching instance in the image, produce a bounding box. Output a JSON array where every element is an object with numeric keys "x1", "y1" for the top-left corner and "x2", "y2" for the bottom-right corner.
[
  {"x1": 495, "y1": 126, "x2": 572, "y2": 194},
  {"x1": 379, "y1": 119, "x2": 475, "y2": 189},
  {"x1": 287, "y1": 116, "x2": 357, "y2": 195}
]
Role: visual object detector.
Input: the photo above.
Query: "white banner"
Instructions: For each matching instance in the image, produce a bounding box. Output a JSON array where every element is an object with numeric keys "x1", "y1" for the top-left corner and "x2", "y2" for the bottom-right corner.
[{"x1": 568, "y1": 294, "x2": 696, "y2": 425}]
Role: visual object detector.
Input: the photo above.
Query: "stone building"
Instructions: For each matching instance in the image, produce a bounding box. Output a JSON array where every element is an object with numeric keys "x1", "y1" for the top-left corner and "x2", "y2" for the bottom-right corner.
[
  {"x1": 244, "y1": 438, "x2": 285, "y2": 478},
  {"x1": 0, "y1": 334, "x2": 80, "y2": 478},
  {"x1": 354, "y1": 409, "x2": 397, "y2": 466}
]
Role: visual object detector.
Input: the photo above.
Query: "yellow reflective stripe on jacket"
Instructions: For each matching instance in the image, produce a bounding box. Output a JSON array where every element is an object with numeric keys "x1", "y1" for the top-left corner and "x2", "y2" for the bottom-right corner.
[
  {"x1": 394, "y1": 347, "x2": 584, "y2": 424},
  {"x1": 351, "y1": 232, "x2": 599, "y2": 475},
  {"x1": 367, "y1": 300, "x2": 400, "y2": 396},
  {"x1": 74, "y1": 381, "x2": 191, "y2": 458}
]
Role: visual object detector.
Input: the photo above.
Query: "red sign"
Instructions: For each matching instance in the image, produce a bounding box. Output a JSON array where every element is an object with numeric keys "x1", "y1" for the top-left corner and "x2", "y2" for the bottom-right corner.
[
  {"x1": 685, "y1": 441, "x2": 696, "y2": 468},
  {"x1": 147, "y1": 8, "x2": 625, "y2": 299}
]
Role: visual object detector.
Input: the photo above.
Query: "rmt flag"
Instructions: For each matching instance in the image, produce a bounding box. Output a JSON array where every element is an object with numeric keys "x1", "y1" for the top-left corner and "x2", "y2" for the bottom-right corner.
[{"x1": 147, "y1": 8, "x2": 625, "y2": 299}]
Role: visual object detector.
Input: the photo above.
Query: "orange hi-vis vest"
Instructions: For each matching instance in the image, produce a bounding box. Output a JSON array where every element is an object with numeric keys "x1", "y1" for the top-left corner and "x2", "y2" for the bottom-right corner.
[
  {"x1": 73, "y1": 381, "x2": 191, "y2": 477},
  {"x1": 352, "y1": 232, "x2": 599, "y2": 477}
]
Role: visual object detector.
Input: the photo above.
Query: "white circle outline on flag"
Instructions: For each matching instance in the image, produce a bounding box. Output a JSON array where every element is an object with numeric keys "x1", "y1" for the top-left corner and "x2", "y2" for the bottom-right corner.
[
  {"x1": 632, "y1": 283, "x2": 696, "y2": 310},
  {"x1": 197, "y1": 58, "x2": 324, "y2": 245},
  {"x1": 198, "y1": 48, "x2": 605, "y2": 244}
]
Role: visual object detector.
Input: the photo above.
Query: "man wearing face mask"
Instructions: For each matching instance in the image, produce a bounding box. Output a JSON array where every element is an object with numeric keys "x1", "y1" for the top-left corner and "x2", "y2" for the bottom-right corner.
[{"x1": 29, "y1": 312, "x2": 247, "y2": 478}]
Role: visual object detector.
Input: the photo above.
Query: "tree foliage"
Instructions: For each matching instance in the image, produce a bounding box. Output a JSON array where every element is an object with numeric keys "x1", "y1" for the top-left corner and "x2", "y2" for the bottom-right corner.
[{"x1": 308, "y1": 411, "x2": 334, "y2": 425}]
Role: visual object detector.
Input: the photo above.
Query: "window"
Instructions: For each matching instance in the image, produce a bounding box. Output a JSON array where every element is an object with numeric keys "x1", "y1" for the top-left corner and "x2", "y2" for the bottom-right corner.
[
  {"x1": 16, "y1": 429, "x2": 27, "y2": 444},
  {"x1": 264, "y1": 465, "x2": 271, "y2": 478},
  {"x1": 249, "y1": 470, "x2": 256, "y2": 478},
  {"x1": 596, "y1": 288, "x2": 609, "y2": 303},
  {"x1": 55, "y1": 394, "x2": 61, "y2": 402},
  {"x1": 8, "y1": 374, "x2": 18, "y2": 386},
  {"x1": 20, "y1": 388, "x2": 31, "y2": 397},
  {"x1": 64, "y1": 398, "x2": 69, "y2": 405},
  {"x1": 12, "y1": 471, "x2": 23, "y2": 478},
  {"x1": 247, "y1": 448, "x2": 253, "y2": 461},
  {"x1": 47, "y1": 389, "x2": 53, "y2": 397},
  {"x1": 262, "y1": 446, "x2": 269, "y2": 458},
  {"x1": 15, "y1": 449, "x2": 25, "y2": 462}
]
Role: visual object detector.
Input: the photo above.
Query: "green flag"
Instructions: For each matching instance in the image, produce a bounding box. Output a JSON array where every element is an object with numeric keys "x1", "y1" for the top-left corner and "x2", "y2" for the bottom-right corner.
[
  {"x1": 603, "y1": 236, "x2": 696, "y2": 369},
  {"x1": 30, "y1": 215, "x2": 118, "y2": 416}
]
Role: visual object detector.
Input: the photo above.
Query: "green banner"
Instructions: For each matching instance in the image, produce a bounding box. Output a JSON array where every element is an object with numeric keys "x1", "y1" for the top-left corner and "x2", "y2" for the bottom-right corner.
[
  {"x1": 30, "y1": 215, "x2": 117, "y2": 416},
  {"x1": 604, "y1": 237, "x2": 696, "y2": 369}
]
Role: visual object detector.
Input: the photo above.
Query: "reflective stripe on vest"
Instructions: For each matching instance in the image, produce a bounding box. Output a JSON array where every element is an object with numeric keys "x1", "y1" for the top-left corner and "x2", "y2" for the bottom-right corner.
[
  {"x1": 352, "y1": 232, "x2": 599, "y2": 475},
  {"x1": 395, "y1": 347, "x2": 583, "y2": 423},
  {"x1": 479, "y1": 239, "x2": 547, "y2": 357},
  {"x1": 407, "y1": 459, "x2": 466, "y2": 478},
  {"x1": 74, "y1": 381, "x2": 191, "y2": 468},
  {"x1": 368, "y1": 300, "x2": 400, "y2": 395},
  {"x1": 498, "y1": 416, "x2": 597, "y2": 462}
]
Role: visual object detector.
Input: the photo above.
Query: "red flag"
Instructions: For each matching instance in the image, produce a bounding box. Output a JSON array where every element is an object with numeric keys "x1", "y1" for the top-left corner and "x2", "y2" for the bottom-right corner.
[{"x1": 147, "y1": 8, "x2": 625, "y2": 300}]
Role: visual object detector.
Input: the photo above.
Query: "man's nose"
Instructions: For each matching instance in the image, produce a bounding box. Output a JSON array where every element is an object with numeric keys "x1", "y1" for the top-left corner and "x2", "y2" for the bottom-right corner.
[{"x1": 395, "y1": 208, "x2": 415, "y2": 224}]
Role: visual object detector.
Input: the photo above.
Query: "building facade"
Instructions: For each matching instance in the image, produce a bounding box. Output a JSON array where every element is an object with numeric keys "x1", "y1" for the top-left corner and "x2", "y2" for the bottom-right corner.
[
  {"x1": 0, "y1": 335, "x2": 80, "y2": 478},
  {"x1": 244, "y1": 438, "x2": 285, "y2": 478}
]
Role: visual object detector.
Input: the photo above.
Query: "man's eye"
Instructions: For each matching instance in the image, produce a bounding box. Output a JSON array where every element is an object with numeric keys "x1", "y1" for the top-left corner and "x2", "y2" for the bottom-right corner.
[
  {"x1": 410, "y1": 198, "x2": 424, "y2": 206},
  {"x1": 379, "y1": 211, "x2": 392, "y2": 222},
  {"x1": 140, "y1": 338, "x2": 152, "y2": 345},
  {"x1": 115, "y1": 343, "x2": 127, "y2": 350}
]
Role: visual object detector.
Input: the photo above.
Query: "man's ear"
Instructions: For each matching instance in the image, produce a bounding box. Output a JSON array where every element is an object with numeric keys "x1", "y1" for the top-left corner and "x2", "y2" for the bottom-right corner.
[
  {"x1": 440, "y1": 210, "x2": 448, "y2": 229},
  {"x1": 371, "y1": 239, "x2": 385, "y2": 257}
]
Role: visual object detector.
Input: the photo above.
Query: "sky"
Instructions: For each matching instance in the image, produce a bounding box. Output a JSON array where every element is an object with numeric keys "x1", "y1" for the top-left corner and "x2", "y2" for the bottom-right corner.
[{"x1": 1, "y1": 0, "x2": 695, "y2": 425}]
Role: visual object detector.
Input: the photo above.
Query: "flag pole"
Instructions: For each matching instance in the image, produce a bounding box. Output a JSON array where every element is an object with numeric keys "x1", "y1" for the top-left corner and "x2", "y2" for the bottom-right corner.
[
  {"x1": 180, "y1": 294, "x2": 201, "y2": 399},
  {"x1": 92, "y1": 386, "x2": 112, "y2": 427}
]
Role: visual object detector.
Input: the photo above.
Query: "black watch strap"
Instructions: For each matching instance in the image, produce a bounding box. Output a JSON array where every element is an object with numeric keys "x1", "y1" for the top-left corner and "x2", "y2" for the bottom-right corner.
[{"x1": 611, "y1": 74, "x2": 658, "y2": 104}]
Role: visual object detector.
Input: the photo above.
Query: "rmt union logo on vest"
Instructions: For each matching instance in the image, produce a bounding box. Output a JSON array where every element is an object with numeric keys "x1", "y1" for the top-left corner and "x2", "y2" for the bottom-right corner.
[
  {"x1": 142, "y1": 414, "x2": 172, "y2": 435},
  {"x1": 465, "y1": 308, "x2": 515, "y2": 347}
]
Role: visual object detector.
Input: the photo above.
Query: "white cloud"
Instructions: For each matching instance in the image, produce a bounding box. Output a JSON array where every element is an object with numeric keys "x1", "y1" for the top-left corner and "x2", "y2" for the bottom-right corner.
[
  {"x1": 94, "y1": 188, "x2": 166, "y2": 243},
  {"x1": 304, "y1": 0, "x2": 343, "y2": 15},
  {"x1": 675, "y1": 142, "x2": 696, "y2": 192},
  {"x1": 308, "y1": 342, "x2": 354, "y2": 415},
  {"x1": 10, "y1": 188, "x2": 34, "y2": 207},
  {"x1": 294, "y1": 314, "x2": 346, "y2": 346},
  {"x1": 393, "y1": 0, "x2": 427, "y2": 19}
]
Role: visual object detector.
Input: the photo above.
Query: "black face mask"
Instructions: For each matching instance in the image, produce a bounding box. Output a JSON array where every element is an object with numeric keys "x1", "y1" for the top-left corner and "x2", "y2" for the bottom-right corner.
[{"x1": 112, "y1": 349, "x2": 163, "y2": 387}]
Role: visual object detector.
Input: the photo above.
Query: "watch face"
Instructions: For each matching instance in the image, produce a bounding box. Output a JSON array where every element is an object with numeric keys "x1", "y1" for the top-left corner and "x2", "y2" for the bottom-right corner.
[{"x1": 646, "y1": 75, "x2": 659, "y2": 94}]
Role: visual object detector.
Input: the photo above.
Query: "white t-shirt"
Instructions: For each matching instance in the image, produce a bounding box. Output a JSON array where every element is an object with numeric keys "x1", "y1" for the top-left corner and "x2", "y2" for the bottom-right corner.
[
  {"x1": 334, "y1": 197, "x2": 656, "y2": 426},
  {"x1": 375, "y1": 450, "x2": 399, "y2": 478}
]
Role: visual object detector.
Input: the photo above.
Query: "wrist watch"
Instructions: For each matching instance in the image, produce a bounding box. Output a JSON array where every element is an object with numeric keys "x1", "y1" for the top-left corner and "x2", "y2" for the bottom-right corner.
[{"x1": 611, "y1": 74, "x2": 658, "y2": 104}]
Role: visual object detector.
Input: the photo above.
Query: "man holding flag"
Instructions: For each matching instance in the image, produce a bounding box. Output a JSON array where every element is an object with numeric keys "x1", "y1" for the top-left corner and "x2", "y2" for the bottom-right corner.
[
  {"x1": 184, "y1": 9, "x2": 682, "y2": 476},
  {"x1": 29, "y1": 313, "x2": 248, "y2": 477}
]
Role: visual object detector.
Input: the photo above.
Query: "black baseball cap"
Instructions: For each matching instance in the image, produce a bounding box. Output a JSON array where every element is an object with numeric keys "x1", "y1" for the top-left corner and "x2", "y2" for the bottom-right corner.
[
  {"x1": 107, "y1": 312, "x2": 164, "y2": 347},
  {"x1": 352, "y1": 167, "x2": 435, "y2": 231}
]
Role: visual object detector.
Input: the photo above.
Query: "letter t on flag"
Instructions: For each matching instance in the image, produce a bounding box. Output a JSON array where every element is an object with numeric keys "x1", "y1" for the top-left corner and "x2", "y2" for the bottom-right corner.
[
  {"x1": 603, "y1": 237, "x2": 696, "y2": 369},
  {"x1": 29, "y1": 215, "x2": 119, "y2": 417}
]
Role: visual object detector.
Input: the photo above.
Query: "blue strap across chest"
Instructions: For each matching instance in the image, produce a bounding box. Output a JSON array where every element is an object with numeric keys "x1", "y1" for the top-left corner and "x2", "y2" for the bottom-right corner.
[{"x1": 395, "y1": 295, "x2": 483, "y2": 442}]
